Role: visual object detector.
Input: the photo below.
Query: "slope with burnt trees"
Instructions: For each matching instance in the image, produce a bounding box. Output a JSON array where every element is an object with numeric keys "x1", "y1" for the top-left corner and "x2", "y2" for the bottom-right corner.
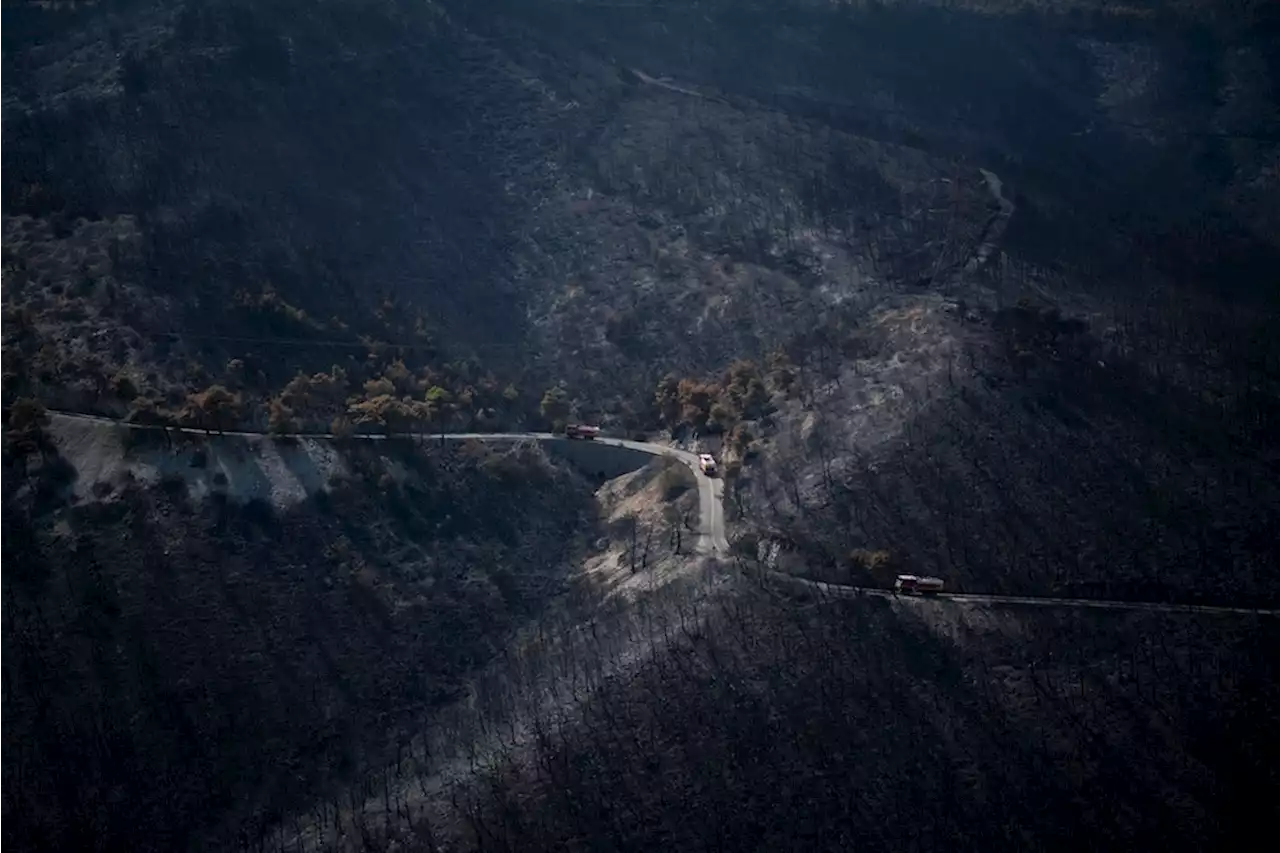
[
  {"x1": 1, "y1": 430, "x2": 600, "y2": 853},
  {"x1": 319, "y1": 586, "x2": 1280, "y2": 853}
]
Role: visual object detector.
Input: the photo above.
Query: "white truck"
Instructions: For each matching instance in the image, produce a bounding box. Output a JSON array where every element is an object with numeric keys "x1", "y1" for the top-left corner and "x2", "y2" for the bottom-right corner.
[
  {"x1": 564, "y1": 424, "x2": 600, "y2": 440},
  {"x1": 698, "y1": 453, "x2": 718, "y2": 476}
]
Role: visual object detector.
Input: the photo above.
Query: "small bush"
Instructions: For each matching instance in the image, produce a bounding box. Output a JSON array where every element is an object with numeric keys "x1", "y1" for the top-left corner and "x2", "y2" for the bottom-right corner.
[
  {"x1": 111, "y1": 374, "x2": 138, "y2": 401},
  {"x1": 846, "y1": 548, "x2": 896, "y2": 586},
  {"x1": 848, "y1": 548, "x2": 892, "y2": 571}
]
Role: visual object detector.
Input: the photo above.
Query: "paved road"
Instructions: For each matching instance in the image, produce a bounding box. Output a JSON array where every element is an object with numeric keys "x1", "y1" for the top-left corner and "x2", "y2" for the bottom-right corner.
[
  {"x1": 47, "y1": 411, "x2": 1275, "y2": 615},
  {"x1": 596, "y1": 435, "x2": 729, "y2": 555},
  {"x1": 763, "y1": 571, "x2": 1280, "y2": 617},
  {"x1": 435, "y1": 432, "x2": 728, "y2": 556},
  {"x1": 48, "y1": 412, "x2": 730, "y2": 557}
]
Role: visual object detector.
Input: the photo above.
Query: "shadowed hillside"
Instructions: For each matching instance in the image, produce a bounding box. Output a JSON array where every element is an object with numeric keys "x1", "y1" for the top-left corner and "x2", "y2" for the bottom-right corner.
[
  {"x1": 444, "y1": 591, "x2": 1279, "y2": 853},
  {"x1": 7, "y1": 0, "x2": 1275, "y2": 428},
  {"x1": 738, "y1": 298, "x2": 1280, "y2": 606},
  {"x1": 2, "y1": 431, "x2": 599, "y2": 853},
  {"x1": 2, "y1": 0, "x2": 562, "y2": 426},
  {"x1": 4, "y1": 1, "x2": 1279, "y2": 851}
]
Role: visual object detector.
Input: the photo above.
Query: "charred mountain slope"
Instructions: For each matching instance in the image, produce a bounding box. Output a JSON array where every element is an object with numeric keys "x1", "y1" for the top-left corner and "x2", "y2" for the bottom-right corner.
[
  {"x1": 448, "y1": 592, "x2": 1280, "y2": 853},
  {"x1": 6, "y1": 0, "x2": 1275, "y2": 423},
  {"x1": 1, "y1": 435, "x2": 599, "y2": 853},
  {"x1": 2, "y1": 0, "x2": 565, "y2": 420},
  {"x1": 4, "y1": 2, "x2": 1280, "y2": 851},
  {"x1": 741, "y1": 298, "x2": 1280, "y2": 606}
]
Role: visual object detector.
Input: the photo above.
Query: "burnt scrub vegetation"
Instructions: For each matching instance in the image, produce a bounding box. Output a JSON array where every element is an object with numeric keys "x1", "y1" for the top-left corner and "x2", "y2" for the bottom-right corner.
[
  {"x1": 6, "y1": 0, "x2": 1276, "y2": 431},
  {"x1": 745, "y1": 299, "x2": 1280, "y2": 606},
  {"x1": 1, "y1": 438, "x2": 601, "y2": 853},
  {"x1": 1, "y1": 0, "x2": 566, "y2": 419},
  {"x1": 522, "y1": 0, "x2": 1280, "y2": 427},
  {"x1": 5, "y1": 1, "x2": 1280, "y2": 851},
  {"x1": 445, "y1": 593, "x2": 1280, "y2": 853}
]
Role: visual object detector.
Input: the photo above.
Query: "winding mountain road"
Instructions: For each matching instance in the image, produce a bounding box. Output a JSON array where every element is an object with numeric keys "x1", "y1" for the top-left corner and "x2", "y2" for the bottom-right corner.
[
  {"x1": 46, "y1": 412, "x2": 730, "y2": 556},
  {"x1": 450, "y1": 431, "x2": 729, "y2": 557},
  {"x1": 44, "y1": 411, "x2": 1276, "y2": 616},
  {"x1": 762, "y1": 572, "x2": 1279, "y2": 618}
]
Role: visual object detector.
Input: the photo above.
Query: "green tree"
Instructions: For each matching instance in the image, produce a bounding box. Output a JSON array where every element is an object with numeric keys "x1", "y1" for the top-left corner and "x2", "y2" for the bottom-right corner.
[
  {"x1": 348, "y1": 394, "x2": 411, "y2": 436},
  {"x1": 423, "y1": 385, "x2": 453, "y2": 443},
  {"x1": 726, "y1": 423, "x2": 754, "y2": 457},
  {"x1": 383, "y1": 359, "x2": 413, "y2": 393},
  {"x1": 110, "y1": 373, "x2": 139, "y2": 402},
  {"x1": 280, "y1": 367, "x2": 348, "y2": 426},
  {"x1": 540, "y1": 386, "x2": 571, "y2": 429},
  {"x1": 267, "y1": 399, "x2": 296, "y2": 435},
  {"x1": 363, "y1": 377, "x2": 396, "y2": 398},
  {"x1": 766, "y1": 348, "x2": 797, "y2": 394},
  {"x1": 677, "y1": 379, "x2": 718, "y2": 433},
  {"x1": 184, "y1": 385, "x2": 241, "y2": 433},
  {"x1": 724, "y1": 359, "x2": 770, "y2": 419},
  {"x1": 654, "y1": 373, "x2": 681, "y2": 430},
  {"x1": 331, "y1": 415, "x2": 355, "y2": 440},
  {"x1": 709, "y1": 401, "x2": 736, "y2": 433}
]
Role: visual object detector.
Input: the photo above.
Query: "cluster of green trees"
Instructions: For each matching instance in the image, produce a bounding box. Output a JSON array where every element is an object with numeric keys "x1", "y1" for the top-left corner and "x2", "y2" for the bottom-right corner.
[
  {"x1": 116, "y1": 356, "x2": 534, "y2": 438},
  {"x1": 274, "y1": 365, "x2": 462, "y2": 437},
  {"x1": 9, "y1": 344, "x2": 802, "y2": 444},
  {"x1": 653, "y1": 357, "x2": 779, "y2": 436}
]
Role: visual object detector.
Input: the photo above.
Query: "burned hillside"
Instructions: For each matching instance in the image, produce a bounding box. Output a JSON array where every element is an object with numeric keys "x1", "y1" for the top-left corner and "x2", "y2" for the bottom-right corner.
[
  {"x1": 2, "y1": 431, "x2": 600, "y2": 853},
  {"x1": 4, "y1": 1, "x2": 1279, "y2": 852}
]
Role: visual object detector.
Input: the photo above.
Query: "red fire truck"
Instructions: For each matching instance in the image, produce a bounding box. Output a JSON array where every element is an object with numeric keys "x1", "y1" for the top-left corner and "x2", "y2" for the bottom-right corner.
[{"x1": 894, "y1": 575, "x2": 945, "y2": 595}]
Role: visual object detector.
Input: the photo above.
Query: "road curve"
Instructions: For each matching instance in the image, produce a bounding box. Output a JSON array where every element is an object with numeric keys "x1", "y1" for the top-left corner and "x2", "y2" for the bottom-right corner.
[
  {"x1": 43, "y1": 411, "x2": 1275, "y2": 616},
  {"x1": 46, "y1": 412, "x2": 730, "y2": 557},
  {"x1": 439, "y1": 432, "x2": 728, "y2": 556}
]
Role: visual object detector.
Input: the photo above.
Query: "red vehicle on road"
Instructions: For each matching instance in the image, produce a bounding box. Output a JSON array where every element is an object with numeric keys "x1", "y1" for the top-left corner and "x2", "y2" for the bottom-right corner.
[
  {"x1": 565, "y1": 424, "x2": 600, "y2": 440},
  {"x1": 894, "y1": 575, "x2": 945, "y2": 595}
]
